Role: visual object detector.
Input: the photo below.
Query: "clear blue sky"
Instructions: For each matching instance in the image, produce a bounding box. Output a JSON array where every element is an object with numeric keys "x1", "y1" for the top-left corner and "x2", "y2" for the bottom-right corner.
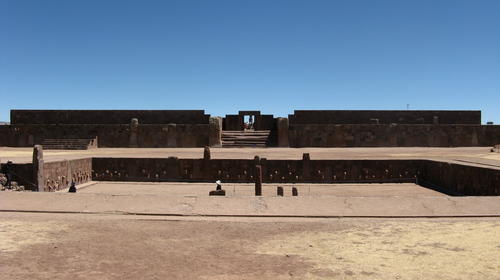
[{"x1": 1, "y1": 0, "x2": 499, "y2": 123}]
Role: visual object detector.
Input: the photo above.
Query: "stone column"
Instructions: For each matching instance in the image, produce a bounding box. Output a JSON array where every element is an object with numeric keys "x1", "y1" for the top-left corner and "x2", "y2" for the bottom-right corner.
[
  {"x1": 208, "y1": 116, "x2": 222, "y2": 147},
  {"x1": 32, "y1": 145, "x2": 45, "y2": 192},
  {"x1": 203, "y1": 146, "x2": 211, "y2": 160},
  {"x1": 129, "y1": 118, "x2": 139, "y2": 148},
  {"x1": 202, "y1": 146, "x2": 211, "y2": 179},
  {"x1": 255, "y1": 165, "x2": 262, "y2": 196},
  {"x1": 302, "y1": 153, "x2": 310, "y2": 182},
  {"x1": 277, "y1": 117, "x2": 289, "y2": 147}
]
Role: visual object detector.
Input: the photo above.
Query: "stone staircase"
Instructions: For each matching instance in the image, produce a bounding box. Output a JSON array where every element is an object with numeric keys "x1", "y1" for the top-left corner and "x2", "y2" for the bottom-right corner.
[
  {"x1": 222, "y1": 130, "x2": 270, "y2": 147},
  {"x1": 41, "y1": 137, "x2": 98, "y2": 150}
]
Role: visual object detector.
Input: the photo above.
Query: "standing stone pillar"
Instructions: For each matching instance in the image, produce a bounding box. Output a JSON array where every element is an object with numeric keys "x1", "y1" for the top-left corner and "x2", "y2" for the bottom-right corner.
[
  {"x1": 32, "y1": 145, "x2": 45, "y2": 192},
  {"x1": 203, "y1": 146, "x2": 211, "y2": 160},
  {"x1": 203, "y1": 146, "x2": 211, "y2": 179},
  {"x1": 129, "y1": 118, "x2": 139, "y2": 148},
  {"x1": 302, "y1": 153, "x2": 310, "y2": 182},
  {"x1": 254, "y1": 155, "x2": 261, "y2": 166},
  {"x1": 255, "y1": 165, "x2": 262, "y2": 196},
  {"x1": 209, "y1": 116, "x2": 222, "y2": 147},
  {"x1": 277, "y1": 117, "x2": 289, "y2": 147}
]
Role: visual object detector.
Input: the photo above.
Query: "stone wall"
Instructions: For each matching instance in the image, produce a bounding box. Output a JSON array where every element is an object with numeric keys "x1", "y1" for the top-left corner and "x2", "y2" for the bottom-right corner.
[
  {"x1": 0, "y1": 124, "x2": 209, "y2": 148},
  {"x1": 91, "y1": 157, "x2": 500, "y2": 195},
  {"x1": 419, "y1": 160, "x2": 500, "y2": 196},
  {"x1": 4, "y1": 157, "x2": 500, "y2": 195},
  {"x1": 11, "y1": 110, "x2": 209, "y2": 125},
  {"x1": 43, "y1": 158, "x2": 92, "y2": 191},
  {"x1": 289, "y1": 110, "x2": 481, "y2": 124},
  {"x1": 289, "y1": 124, "x2": 500, "y2": 147},
  {"x1": 0, "y1": 163, "x2": 36, "y2": 191},
  {"x1": 92, "y1": 157, "x2": 420, "y2": 183}
]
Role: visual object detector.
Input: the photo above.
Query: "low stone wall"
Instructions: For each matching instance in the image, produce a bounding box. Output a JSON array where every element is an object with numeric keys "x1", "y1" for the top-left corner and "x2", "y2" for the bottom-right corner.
[
  {"x1": 289, "y1": 124, "x2": 500, "y2": 147},
  {"x1": 419, "y1": 160, "x2": 500, "y2": 196},
  {"x1": 43, "y1": 158, "x2": 92, "y2": 192}
]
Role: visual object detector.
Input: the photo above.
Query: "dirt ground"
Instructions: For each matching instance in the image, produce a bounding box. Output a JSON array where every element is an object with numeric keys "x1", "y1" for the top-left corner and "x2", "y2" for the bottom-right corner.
[
  {"x1": 72, "y1": 182, "x2": 445, "y2": 197},
  {"x1": 1, "y1": 213, "x2": 499, "y2": 280}
]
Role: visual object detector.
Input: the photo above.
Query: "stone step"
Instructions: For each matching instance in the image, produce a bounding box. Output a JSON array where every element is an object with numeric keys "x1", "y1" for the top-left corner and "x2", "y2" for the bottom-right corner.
[
  {"x1": 221, "y1": 130, "x2": 270, "y2": 147},
  {"x1": 221, "y1": 143, "x2": 267, "y2": 147},
  {"x1": 41, "y1": 138, "x2": 97, "y2": 150}
]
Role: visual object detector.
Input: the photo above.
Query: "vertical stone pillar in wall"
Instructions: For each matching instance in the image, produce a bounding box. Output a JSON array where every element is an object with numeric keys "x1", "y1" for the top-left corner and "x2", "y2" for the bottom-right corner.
[
  {"x1": 302, "y1": 153, "x2": 310, "y2": 182},
  {"x1": 203, "y1": 146, "x2": 211, "y2": 179},
  {"x1": 166, "y1": 124, "x2": 177, "y2": 147},
  {"x1": 32, "y1": 145, "x2": 45, "y2": 192},
  {"x1": 203, "y1": 146, "x2": 211, "y2": 160},
  {"x1": 66, "y1": 160, "x2": 72, "y2": 187},
  {"x1": 209, "y1": 116, "x2": 222, "y2": 147},
  {"x1": 277, "y1": 117, "x2": 290, "y2": 147},
  {"x1": 129, "y1": 118, "x2": 139, "y2": 148},
  {"x1": 255, "y1": 165, "x2": 262, "y2": 196},
  {"x1": 471, "y1": 131, "x2": 479, "y2": 146}
]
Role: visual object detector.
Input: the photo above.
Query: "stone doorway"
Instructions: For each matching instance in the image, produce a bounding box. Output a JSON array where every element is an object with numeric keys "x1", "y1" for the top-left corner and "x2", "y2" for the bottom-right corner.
[{"x1": 243, "y1": 115, "x2": 256, "y2": 131}]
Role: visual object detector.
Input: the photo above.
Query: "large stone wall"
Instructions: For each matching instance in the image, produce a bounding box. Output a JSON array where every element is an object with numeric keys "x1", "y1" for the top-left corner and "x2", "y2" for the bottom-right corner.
[
  {"x1": 92, "y1": 157, "x2": 420, "y2": 183},
  {"x1": 11, "y1": 110, "x2": 210, "y2": 125},
  {"x1": 289, "y1": 124, "x2": 500, "y2": 147},
  {"x1": 0, "y1": 124, "x2": 209, "y2": 148},
  {"x1": 43, "y1": 158, "x2": 92, "y2": 191},
  {"x1": 289, "y1": 110, "x2": 481, "y2": 124}
]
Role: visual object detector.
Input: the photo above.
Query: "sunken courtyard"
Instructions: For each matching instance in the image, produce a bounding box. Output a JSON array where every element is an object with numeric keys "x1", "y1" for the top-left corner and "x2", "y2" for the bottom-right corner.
[{"x1": 1, "y1": 109, "x2": 500, "y2": 279}]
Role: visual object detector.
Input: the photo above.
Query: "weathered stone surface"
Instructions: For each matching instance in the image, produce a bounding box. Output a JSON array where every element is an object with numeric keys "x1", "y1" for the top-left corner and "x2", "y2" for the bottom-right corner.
[
  {"x1": 11, "y1": 110, "x2": 210, "y2": 125},
  {"x1": 288, "y1": 124, "x2": 500, "y2": 147},
  {"x1": 277, "y1": 117, "x2": 289, "y2": 147},
  {"x1": 209, "y1": 116, "x2": 222, "y2": 147},
  {"x1": 288, "y1": 110, "x2": 481, "y2": 125},
  {"x1": 129, "y1": 118, "x2": 139, "y2": 148},
  {"x1": 277, "y1": 186, "x2": 283, "y2": 196},
  {"x1": 32, "y1": 145, "x2": 44, "y2": 192},
  {"x1": 255, "y1": 165, "x2": 262, "y2": 196},
  {"x1": 203, "y1": 146, "x2": 211, "y2": 160}
]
